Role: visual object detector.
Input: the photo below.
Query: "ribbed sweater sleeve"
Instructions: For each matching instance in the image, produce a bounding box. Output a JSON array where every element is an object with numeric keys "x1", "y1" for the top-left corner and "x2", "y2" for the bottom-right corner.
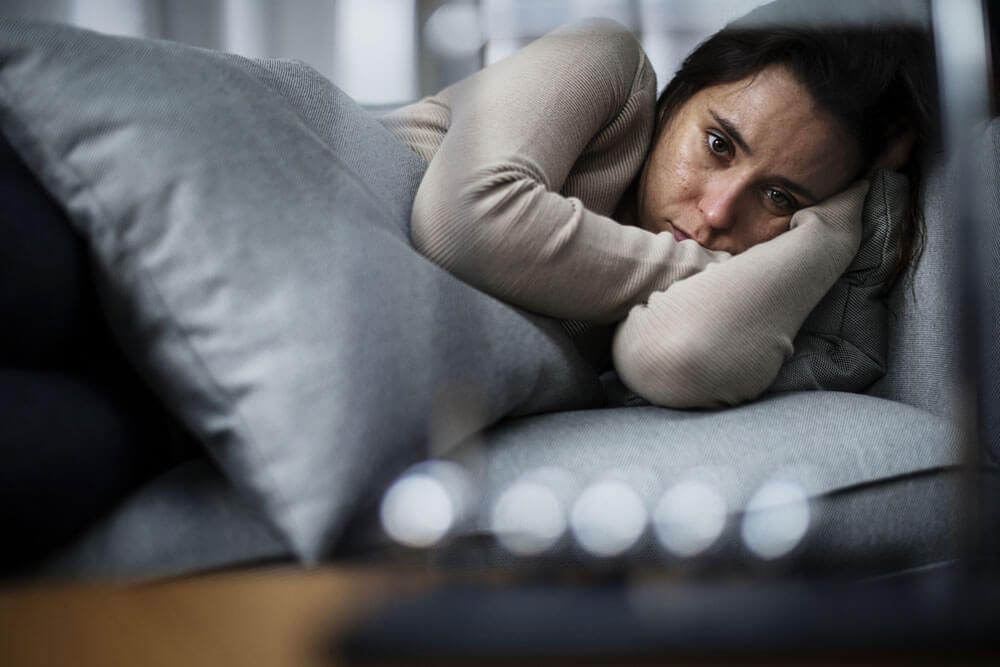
[
  {"x1": 612, "y1": 181, "x2": 869, "y2": 408},
  {"x1": 379, "y1": 18, "x2": 869, "y2": 408},
  {"x1": 381, "y1": 18, "x2": 730, "y2": 324}
]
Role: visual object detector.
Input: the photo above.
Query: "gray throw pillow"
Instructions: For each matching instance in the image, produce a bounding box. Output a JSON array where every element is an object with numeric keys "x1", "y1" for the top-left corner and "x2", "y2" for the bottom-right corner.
[
  {"x1": 768, "y1": 169, "x2": 908, "y2": 393},
  {"x1": 0, "y1": 21, "x2": 603, "y2": 561}
]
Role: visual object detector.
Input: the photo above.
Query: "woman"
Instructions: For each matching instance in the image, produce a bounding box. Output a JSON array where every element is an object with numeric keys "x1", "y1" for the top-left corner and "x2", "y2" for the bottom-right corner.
[
  {"x1": 0, "y1": 3, "x2": 935, "y2": 571},
  {"x1": 378, "y1": 4, "x2": 934, "y2": 408}
]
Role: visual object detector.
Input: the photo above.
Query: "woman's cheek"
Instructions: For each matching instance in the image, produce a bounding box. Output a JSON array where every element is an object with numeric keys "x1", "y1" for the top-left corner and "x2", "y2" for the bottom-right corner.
[
  {"x1": 758, "y1": 216, "x2": 793, "y2": 244},
  {"x1": 657, "y1": 144, "x2": 704, "y2": 203},
  {"x1": 642, "y1": 131, "x2": 711, "y2": 220}
]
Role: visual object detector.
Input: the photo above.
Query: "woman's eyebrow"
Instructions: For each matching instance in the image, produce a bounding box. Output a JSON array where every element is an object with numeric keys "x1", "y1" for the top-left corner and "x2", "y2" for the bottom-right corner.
[
  {"x1": 709, "y1": 109, "x2": 820, "y2": 205},
  {"x1": 709, "y1": 110, "x2": 753, "y2": 156}
]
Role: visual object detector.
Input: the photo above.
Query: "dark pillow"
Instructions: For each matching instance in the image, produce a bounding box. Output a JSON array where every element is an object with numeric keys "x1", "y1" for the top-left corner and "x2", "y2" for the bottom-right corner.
[
  {"x1": 0, "y1": 133, "x2": 95, "y2": 366},
  {"x1": 768, "y1": 169, "x2": 908, "y2": 393},
  {"x1": 0, "y1": 20, "x2": 602, "y2": 562}
]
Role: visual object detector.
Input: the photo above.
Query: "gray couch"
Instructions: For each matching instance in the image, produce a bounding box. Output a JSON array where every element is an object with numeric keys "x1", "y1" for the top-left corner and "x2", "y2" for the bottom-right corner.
[
  {"x1": 35, "y1": 151, "x2": 977, "y2": 579},
  {"x1": 1, "y1": 19, "x2": 993, "y2": 580}
]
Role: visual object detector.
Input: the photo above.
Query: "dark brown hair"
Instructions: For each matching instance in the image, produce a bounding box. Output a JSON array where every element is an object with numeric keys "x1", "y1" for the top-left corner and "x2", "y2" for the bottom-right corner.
[{"x1": 654, "y1": 2, "x2": 938, "y2": 291}]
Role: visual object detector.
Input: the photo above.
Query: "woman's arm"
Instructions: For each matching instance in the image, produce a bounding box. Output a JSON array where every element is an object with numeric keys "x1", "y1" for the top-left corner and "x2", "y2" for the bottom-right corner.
[
  {"x1": 612, "y1": 181, "x2": 868, "y2": 408},
  {"x1": 408, "y1": 18, "x2": 729, "y2": 324}
]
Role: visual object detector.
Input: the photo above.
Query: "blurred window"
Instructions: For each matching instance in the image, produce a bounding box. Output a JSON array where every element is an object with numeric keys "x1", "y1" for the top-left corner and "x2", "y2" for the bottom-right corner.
[
  {"x1": 481, "y1": 0, "x2": 768, "y2": 95},
  {"x1": 0, "y1": 0, "x2": 776, "y2": 104},
  {"x1": 0, "y1": 0, "x2": 421, "y2": 106}
]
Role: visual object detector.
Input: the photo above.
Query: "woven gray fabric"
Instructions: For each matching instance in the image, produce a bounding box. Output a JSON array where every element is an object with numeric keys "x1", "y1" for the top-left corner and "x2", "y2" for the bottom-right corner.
[
  {"x1": 868, "y1": 163, "x2": 961, "y2": 419},
  {"x1": 794, "y1": 469, "x2": 965, "y2": 570},
  {"x1": 424, "y1": 468, "x2": 963, "y2": 574},
  {"x1": 975, "y1": 118, "x2": 1000, "y2": 466},
  {"x1": 0, "y1": 21, "x2": 603, "y2": 562},
  {"x1": 768, "y1": 170, "x2": 908, "y2": 393},
  {"x1": 454, "y1": 392, "x2": 960, "y2": 511},
  {"x1": 38, "y1": 459, "x2": 288, "y2": 579},
  {"x1": 420, "y1": 391, "x2": 963, "y2": 568},
  {"x1": 869, "y1": 118, "x2": 1000, "y2": 433}
]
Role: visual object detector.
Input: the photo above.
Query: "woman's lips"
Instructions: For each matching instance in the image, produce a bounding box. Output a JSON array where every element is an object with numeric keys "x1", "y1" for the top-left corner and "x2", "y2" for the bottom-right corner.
[{"x1": 670, "y1": 225, "x2": 692, "y2": 243}]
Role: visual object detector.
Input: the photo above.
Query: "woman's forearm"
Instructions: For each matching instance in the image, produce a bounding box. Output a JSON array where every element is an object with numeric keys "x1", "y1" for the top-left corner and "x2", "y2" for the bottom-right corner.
[
  {"x1": 406, "y1": 18, "x2": 729, "y2": 323},
  {"x1": 413, "y1": 165, "x2": 730, "y2": 322},
  {"x1": 611, "y1": 181, "x2": 868, "y2": 408}
]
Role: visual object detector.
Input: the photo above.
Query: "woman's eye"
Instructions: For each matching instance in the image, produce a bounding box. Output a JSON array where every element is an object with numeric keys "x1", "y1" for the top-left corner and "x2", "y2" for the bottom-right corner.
[
  {"x1": 765, "y1": 188, "x2": 794, "y2": 211},
  {"x1": 706, "y1": 132, "x2": 731, "y2": 158}
]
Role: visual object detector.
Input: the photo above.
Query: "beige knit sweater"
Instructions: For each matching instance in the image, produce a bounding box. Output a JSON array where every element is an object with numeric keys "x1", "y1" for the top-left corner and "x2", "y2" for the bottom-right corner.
[{"x1": 378, "y1": 18, "x2": 866, "y2": 408}]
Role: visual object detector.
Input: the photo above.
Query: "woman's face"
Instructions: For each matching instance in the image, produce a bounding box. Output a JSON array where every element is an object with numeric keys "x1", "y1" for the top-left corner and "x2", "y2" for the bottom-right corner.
[{"x1": 636, "y1": 65, "x2": 862, "y2": 254}]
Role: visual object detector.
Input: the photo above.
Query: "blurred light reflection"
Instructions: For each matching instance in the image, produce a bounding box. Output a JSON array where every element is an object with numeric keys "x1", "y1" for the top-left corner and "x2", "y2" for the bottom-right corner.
[
  {"x1": 425, "y1": 2, "x2": 486, "y2": 58},
  {"x1": 741, "y1": 479, "x2": 811, "y2": 559},
  {"x1": 380, "y1": 461, "x2": 472, "y2": 548},
  {"x1": 490, "y1": 466, "x2": 577, "y2": 555},
  {"x1": 653, "y1": 479, "x2": 727, "y2": 557},
  {"x1": 492, "y1": 480, "x2": 566, "y2": 555},
  {"x1": 570, "y1": 479, "x2": 647, "y2": 557}
]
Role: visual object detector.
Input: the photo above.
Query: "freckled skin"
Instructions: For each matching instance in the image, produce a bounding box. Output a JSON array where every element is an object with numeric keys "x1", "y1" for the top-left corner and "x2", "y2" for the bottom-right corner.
[{"x1": 636, "y1": 66, "x2": 863, "y2": 254}]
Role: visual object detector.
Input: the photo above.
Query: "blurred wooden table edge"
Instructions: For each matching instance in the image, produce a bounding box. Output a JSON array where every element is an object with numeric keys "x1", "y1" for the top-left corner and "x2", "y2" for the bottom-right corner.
[
  {"x1": 2, "y1": 565, "x2": 998, "y2": 667},
  {"x1": 0, "y1": 564, "x2": 430, "y2": 667}
]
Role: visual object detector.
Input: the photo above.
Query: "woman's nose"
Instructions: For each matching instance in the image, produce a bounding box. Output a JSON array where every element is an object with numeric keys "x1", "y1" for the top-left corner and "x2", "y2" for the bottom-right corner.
[{"x1": 697, "y1": 177, "x2": 744, "y2": 231}]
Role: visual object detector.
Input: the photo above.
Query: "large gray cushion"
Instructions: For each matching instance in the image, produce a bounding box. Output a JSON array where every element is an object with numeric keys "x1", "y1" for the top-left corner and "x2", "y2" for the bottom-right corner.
[
  {"x1": 443, "y1": 391, "x2": 962, "y2": 564},
  {"x1": 463, "y1": 392, "x2": 959, "y2": 503},
  {"x1": 0, "y1": 21, "x2": 603, "y2": 562},
  {"x1": 38, "y1": 391, "x2": 963, "y2": 580}
]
